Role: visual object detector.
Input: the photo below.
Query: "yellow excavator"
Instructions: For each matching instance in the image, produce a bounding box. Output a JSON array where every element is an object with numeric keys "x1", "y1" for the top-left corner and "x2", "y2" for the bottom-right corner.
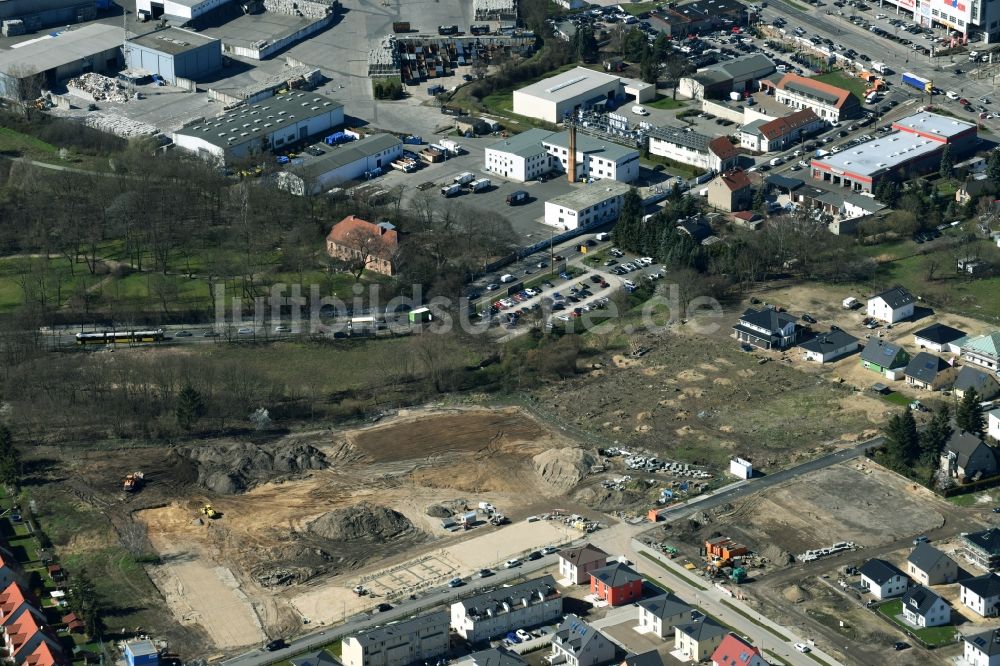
[{"x1": 201, "y1": 504, "x2": 218, "y2": 519}]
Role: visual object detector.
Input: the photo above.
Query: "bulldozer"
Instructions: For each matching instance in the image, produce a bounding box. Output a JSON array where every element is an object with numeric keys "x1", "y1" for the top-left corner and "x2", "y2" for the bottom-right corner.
[
  {"x1": 200, "y1": 504, "x2": 218, "y2": 519},
  {"x1": 122, "y1": 471, "x2": 144, "y2": 492}
]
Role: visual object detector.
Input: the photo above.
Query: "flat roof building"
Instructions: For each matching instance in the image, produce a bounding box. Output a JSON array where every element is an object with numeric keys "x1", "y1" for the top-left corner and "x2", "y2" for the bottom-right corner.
[
  {"x1": 544, "y1": 181, "x2": 631, "y2": 230},
  {"x1": 127, "y1": 27, "x2": 222, "y2": 85},
  {"x1": 278, "y1": 133, "x2": 402, "y2": 196},
  {"x1": 0, "y1": 0, "x2": 97, "y2": 34},
  {"x1": 542, "y1": 130, "x2": 640, "y2": 183},
  {"x1": 484, "y1": 128, "x2": 556, "y2": 182},
  {"x1": 172, "y1": 91, "x2": 344, "y2": 163},
  {"x1": 136, "y1": 0, "x2": 234, "y2": 22},
  {"x1": 512, "y1": 67, "x2": 654, "y2": 124},
  {"x1": 0, "y1": 23, "x2": 125, "y2": 100}
]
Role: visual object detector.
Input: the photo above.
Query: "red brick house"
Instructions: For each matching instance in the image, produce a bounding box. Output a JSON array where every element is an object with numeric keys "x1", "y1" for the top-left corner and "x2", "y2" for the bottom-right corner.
[
  {"x1": 590, "y1": 561, "x2": 643, "y2": 606},
  {"x1": 325, "y1": 215, "x2": 399, "y2": 277}
]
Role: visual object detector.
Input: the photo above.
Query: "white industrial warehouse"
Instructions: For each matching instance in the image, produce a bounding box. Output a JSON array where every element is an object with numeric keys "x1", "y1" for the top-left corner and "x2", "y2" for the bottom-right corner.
[
  {"x1": 172, "y1": 91, "x2": 345, "y2": 163},
  {"x1": 512, "y1": 66, "x2": 654, "y2": 124},
  {"x1": 544, "y1": 181, "x2": 631, "y2": 230},
  {"x1": 277, "y1": 134, "x2": 403, "y2": 196},
  {"x1": 485, "y1": 128, "x2": 639, "y2": 183}
]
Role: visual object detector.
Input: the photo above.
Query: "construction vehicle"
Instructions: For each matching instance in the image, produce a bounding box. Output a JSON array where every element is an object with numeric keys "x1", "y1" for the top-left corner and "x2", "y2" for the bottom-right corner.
[
  {"x1": 731, "y1": 567, "x2": 747, "y2": 584},
  {"x1": 201, "y1": 504, "x2": 218, "y2": 519},
  {"x1": 122, "y1": 471, "x2": 144, "y2": 492}
]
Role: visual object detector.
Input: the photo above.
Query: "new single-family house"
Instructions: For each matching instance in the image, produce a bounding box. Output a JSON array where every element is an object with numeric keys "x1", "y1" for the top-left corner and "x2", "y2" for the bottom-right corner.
[
  {"x1": 964, "y1": 529, "x2": 1000, "y2": 571},
  {"x1": 798, "y1": 329, "x2": 859, "y2": 363},
  {"x1": 965, "y1": 628, "x2": 1000, "y2": 666},
  {"x1": 707, "y1": 170, "x2": 753, "y2": 213},
  {"x1": 733, "y1": 308, "x2": 801, "y2": 350},
  {"x1": 905, "y1": 352, "x2": 958, "y2": 391},
  {"x1": 326, "y1": 216, "x2": 399, "y2": 277},
  {"x1": 636, "y1": 594, "x2": 692, "y2": 638},
  {"x1": 907, "y1": 543, "x2": 958, "y2": 586},
  {"x1": 451, "y1": 576, "x2": 562, "y2": 642},
  {"x1": 901, "y1": 585, "x2": 951, "y2": 628},
  {"x1": 590, "y1": 562, "x2": 643, "y2": 606},
  {"x1": 620, "y1": 651, "x2": 662, "y2": 666},
  {"x1": 961, "y1": 574, "x2": 1000, "y2": 617},
  {"x1": 913, "y1": 323, "x2": 967, "y2": 353},
  {"x1": 711, "y1": 634, "x2": 769, "y2": 666},
  {"x1": 674, "y1": 617, "x2": 728, "y2": 662},
  {"x1": 955, "y1": 366, "x2": 1000, "y2": 401},
  {"x1": 549, "y1": 615, "x2": 616, "y2": 666},
  {"x1": 962, "y1": 332, "x2": 1000, "y2": 374},
  {"x1": 867, "y1": 287, "x2": 916, "y2": 324},
  {"x1": 940, "y1": 430, "x2": 997, "y2": 481},
  {"x1": 860, "y1": 339, "x2": 910, "y2": 376},
  {"x1": 990, "y1": 409, "x2": 1000, "y2": 443},
  {"x1": 559, "y1": 544, "x2": 608, "y2": 585},
  {"x1": 859, "y1": 559, "x2": 908, "y2": 599}
]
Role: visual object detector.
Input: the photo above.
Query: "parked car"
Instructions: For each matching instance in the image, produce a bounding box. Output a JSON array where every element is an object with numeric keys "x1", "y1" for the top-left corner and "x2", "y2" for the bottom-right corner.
[
  {"x1": 265, "y1": 639, "x2": 288, "y2": 652},
  {"x1": 505, "y1": 559, "x2": 521, "y2": 568},
  {"x1": 175, "y1": 330, "x2": 192, "y2": 337},
  {"x1": 794, "y1": 644, "x2": 811, "y2": 653},
  {"x1": 802, "y1": 313, "x2": 816, "y2": 323},
  {"x1": 376, "y1": 602, "x2": 393, "y2": 612},
  {"x1": 237, "y1": 327, "x2": 254, "y2": 336},
  {"x1": 527, "y1": 550, "x2": 543, "y2": 561},
  {"x1": 516, "y1": 629, "x2": 532, "y2": 641},
  {"x1": 448, "y1": 577, "x2": 464, "y2": 587}
]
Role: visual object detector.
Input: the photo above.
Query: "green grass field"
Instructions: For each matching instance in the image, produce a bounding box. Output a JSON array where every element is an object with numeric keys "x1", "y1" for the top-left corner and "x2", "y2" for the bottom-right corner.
[
  {"x1": 646, "y1": 96, "x2": 687, "y2": 110},
  {"x1": 621, "y1": 1, "x2": 658, "y2": 15},
  {"x1": 0, "y1": 127, "x2": 57, "y2": 158},
  {"x1": 881, "y1": 392, "x2": 911, "y2": 407},
  {"x1": 811, "y1": 72, "x2": 868, "y2": 102},
  {"x1": 877, "y1": 600, "x2": 959, "y2": 647}
]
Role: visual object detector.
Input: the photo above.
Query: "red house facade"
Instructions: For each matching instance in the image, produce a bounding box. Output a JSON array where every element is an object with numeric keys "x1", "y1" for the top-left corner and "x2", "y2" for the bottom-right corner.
[{"x1": 590, "y1": 562, "x2": 643, "y2": 606}]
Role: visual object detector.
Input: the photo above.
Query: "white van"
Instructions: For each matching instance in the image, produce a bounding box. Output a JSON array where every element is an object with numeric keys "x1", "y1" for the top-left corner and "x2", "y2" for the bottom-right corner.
[
  {"x1": 500, "y1": 274, "x2": 516, "y2": 283},
  {"x1": 946, "y1": 90, "x2": 959, "y2": 100},
  {"x1": 594, "y1": 232, "x2": 610, "y2": 241},
  {"x1": 769, "y1": 157, "x2": 784, "y2": 166},
  {"x1": 631, "y1": 105, "x2": 649, "y2": 116}
]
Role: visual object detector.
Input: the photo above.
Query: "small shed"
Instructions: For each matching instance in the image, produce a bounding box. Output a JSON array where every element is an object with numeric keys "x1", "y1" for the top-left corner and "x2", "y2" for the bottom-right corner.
[
  {"x1": 124, "y1": 640, "x2": 159, "y2": 666},
  {"x1": 729, "y1": 457, "x2": 752, "y2": 480},
  {"x1": 871, "y1": 383, "x2": 890, "y2": 395},
  {"x1": 62, "y1": 612, "x2": 85, "y2": 634}
]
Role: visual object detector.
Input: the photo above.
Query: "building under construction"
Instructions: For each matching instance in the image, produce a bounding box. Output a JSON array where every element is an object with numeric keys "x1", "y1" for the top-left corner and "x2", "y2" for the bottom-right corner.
[{"x1": 367, "y1": 33, "x2": 535, "y2": 84}]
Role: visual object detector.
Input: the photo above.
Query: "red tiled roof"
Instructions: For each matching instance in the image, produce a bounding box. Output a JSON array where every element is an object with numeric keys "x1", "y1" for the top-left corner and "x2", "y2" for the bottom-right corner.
[
  {"x1": 8, "y1": 611, "x2": 45, "y2": 656},
  {"x1": 708, "y1": 136, "x2": 738, "y2": 161},
  {"x1": 776, "y1": 73, "x2": 853, "y2": 109},
  {"x1": 326, "y1": 215, "x2": 398, "y2": 249},
  {"x1": 757, "y1": 109, "x2": 820, "y2": 140},
  {"x1": 22, "y1": 641, "x2": 65, "y2": 666},
  {"x1": 717, "y1": 170, "x2": 752, "y2": 192},
  {"x1": 733, "y1": 211, "x2": 761, "y2": 222},
  {"x1": 0, "y1": 582, "x2": 31, "y2": 618},
  {"x1": 712, "y1": 633, "x2": 768, "y2": 666}
]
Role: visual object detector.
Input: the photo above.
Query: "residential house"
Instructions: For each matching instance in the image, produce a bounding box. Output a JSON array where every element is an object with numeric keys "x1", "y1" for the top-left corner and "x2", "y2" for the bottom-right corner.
[
  {"x1": 645, "y1": 127, "x2": 739, "y2": 173},
  {"x1": 559, "y1": 544, "x2": 608, "y2": 585},
  {"x1": 955, "y1": 366, "x2": 1000, "y2": 401},
  {"x1": 0, "y1": 583, "x2": 45, "y2": 629},
  {"x1": 620, "y1": 651, "x2": 662, "y2": 666},
  {"x1": 913, "y1": 323, "x2": 968, "y2": 353},
  {"x1": 906, "y1": 543, "x2": 958, "y2": 586},
  {"x1": 867, "y1": 286, "x2": 916, "y2": 324},
  {"x1": 739, "y1": 109, "x2": 823, "y2": 152},
  {"x1": 860, "y1": 339, "x2": 910, "y2": 378},
  {"x1": 858, "y1": 559, "x2": 908, "y2": 599},
  {"x1": 901, "y1": 585, "x2": 951, "y2": 628},
  {"x1": 123, "y1": 640, "x2": 158, "y2": 666},
  {"x1": 732, "y1": 307, "x2": 801, "y2": 350},
  {"x1": 451, "y1": 576, "x2": 562, "y2": 642},
  {"x1": 4, "y1": 612, "x2": 62, "y2": 666},
  {"x1": 342, "y1": 611, "x2": 450, "y2": 666},
  {"x1": 957, "y1": 173, "x2": 995, "y2": 204},
  {"x1": 454, "y1": 648, "x2": 527, "y2": 666},
  {"x1": 674, "y1": 617, "x2": 728, "y2": 662},
  {"x1": 325, "y1": 215, "x2": 399, "y2": 277},
  {"x1": 798, "y1": 329, "x2": 859, "y2": 363},
  {"x1": 965, "y1": 628, "x2": 1000, "y2": 666},
  {"x1": 636, "y1": 593, "x2": 692, "y2": 638},
  {"x1": 707, "y1": 170, "x2": 753, "y2": 212},
  {"x1": 904, "y1": 351, "x2": 958, "y2": 391},
  {"x1": 761, "y1": 72, "x2": 861, "y2": 122},
  {"x1": 549, "y1": 615, "x2": 616, "y2": 666},
  {"x1": 590, "y1": 562, "x2": 643, "y2": 606},
  {"x1": 711, "y1": 634, "x2": 769, "y2": 666},
  {"x1": 961, "y1": 574, "x2": 1000, "y2": 617},
  {"x1": 964, "y1": 528, "x2": 1000, "y2": 571},
  {"x1": 21, "y1": 642, "x2": 66, "y2": 666},
  {"x1": 962, "y1": 333, "x2": 1000, "y2": 374},
  {"x1": 940, "y1": 430, "x2": 997, "y2": 482},
  {"x1": 990, "y1": 409, "x2": 1000, "y2": 443}
]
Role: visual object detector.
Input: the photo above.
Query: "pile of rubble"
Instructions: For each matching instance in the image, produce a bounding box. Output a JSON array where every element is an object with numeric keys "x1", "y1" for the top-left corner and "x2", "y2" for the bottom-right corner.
[
  {"x1": 84, "y1": 113, "x2": 160, "y2": 139},
  {"x1": 67, "y1": 73, "x2": 137, "y2": 103}
]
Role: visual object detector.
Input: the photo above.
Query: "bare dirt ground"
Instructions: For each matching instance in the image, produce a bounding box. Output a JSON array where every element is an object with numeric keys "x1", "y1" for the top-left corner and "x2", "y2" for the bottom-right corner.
[{"x1": 132, "y1": 407, "x2": 586, "y2": 648}]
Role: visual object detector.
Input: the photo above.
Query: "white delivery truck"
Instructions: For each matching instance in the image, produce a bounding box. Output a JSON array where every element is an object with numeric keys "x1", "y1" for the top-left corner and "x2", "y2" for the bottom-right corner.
[
  {"x1": 594, "y1": 232, "x2": 610, "y2": 241},
  {"x1": 500, "y1": 274, "x2": 516, "y2": 283},
  {"x1": 440, "y1": 183, "x2": 462, "y2": 197},
  {"x1": 453, "y1": 172, "x2": 475, "y2": 185},
  {"x1": 843, "y1": 296, "x2": 859, "y2": 309},
  {"x1": 470, "y1": 178, "x2": 491, "y2": 192},
  {"x1": 439, "y1": 138, "x2": 463, "y2": 155}
]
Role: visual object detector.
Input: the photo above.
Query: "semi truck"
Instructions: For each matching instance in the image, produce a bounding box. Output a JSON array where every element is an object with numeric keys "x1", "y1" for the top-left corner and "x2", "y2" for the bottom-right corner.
[
  {"x1": 872, "y1": 61, "x2": 892, "y2": 75},
  {"x1": 901, "y1": 72, "x2": 931, "y2": 92},
  {"x1": 439, "y1": 138, "x2": 463, "y2": 155}
]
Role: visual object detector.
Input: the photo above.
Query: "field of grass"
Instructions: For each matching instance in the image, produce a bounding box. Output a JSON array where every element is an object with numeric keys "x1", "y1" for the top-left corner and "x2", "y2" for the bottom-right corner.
[
  {"x1": 811, "y1": 72, "x2": 868, "y2": 102},
  {"x1": 641, "y1": 154, "x2": 702, "y2": 179},
  {"x1": 877, "y1": 600, "x2": 959, "y2": 647},
  {"x1": 621, "y1": 1, "x2": 658, "y2": 15},
  {"x1": 0, "y1": 127, "x2": 58, "y2": 159},
  {"x1": 881, "y1": 392, "x2": 911, "y2": 407},
  {"x1": 646, "y1": 96, "x2": 687, "y2": 110}
]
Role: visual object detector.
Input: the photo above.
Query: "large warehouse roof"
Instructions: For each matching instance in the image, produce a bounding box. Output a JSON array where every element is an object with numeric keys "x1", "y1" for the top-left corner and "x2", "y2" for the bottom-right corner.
[
  {"x1": 516, "y1": 66, "x2": 621, "y2": 103},
  {"x1": 291, "y1": 133, "x2": 401, "y2": 180},
  {"x1": 893, "y1": 111, "x2": 975, "y2": 140},
  {"x1": 487, "y1": 128, "x2": 553, "y2": 158},
  {"x1": 0, "y1": 24, "x2": 126, "y2": 76},
  {"x1": 813, "y1": 132, "x2": 939, "y2": 178},
  {"x1": 130, "y1": 27, "x2": 219, "y2": 56},
  {"x1": 543, "y1": 130, "x2": 638, "y2": 162},
  {"x1": 177, "y1": 91, "x2": 343, "y2": 150},
  {"x1": 549, "y1": 181, "x2": 631, "y2": 211}
]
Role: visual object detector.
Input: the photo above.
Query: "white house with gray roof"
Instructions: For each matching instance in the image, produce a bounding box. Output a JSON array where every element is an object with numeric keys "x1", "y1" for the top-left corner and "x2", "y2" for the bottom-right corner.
[
  {"x1": 962, "y1": 575, "x2": 1000, "y2": 617},
  {"x1": 484, "y1": 129, "x2": 556, "y2": 182},
  {"x1": 549, "y1": 615, "x2": 616, "y2": 666},
  {"x1": 901, "y1": 585, "x2": 950, "y2": 628},
  {"x1": 907, "y1": 543, "x2": 958, "y2": 586},
  {"x1": 859, "y1": 559, "x2": 908, "y2": 599},
  {"x1": 989, "y1": 409, "x2": 1000, "y2": 443},
  {"x1": 342, "y1": 611, "x2": 450, "y2": 666},
  {"x1": 867, "y1": 286, "x2": 915, "y2": 324},
  {"x1": 732, "y1": 307, "x2": 800, "y2": 350},
  {"x1": 542, "y1": 131, "x2": 639, "y2": 183},
  {"x1": 450, "y1": 575, "x2": 562, "y2": 642},
  {"x1": 172, "y1": 92, "x2": 345, "y2": 164},
  {"x1": 544, "y1": 181, "x2": 631, "y2": 230},
  {"x1": 799, "y1": 329, "x2": 859, "y2": 363},
  {"x1": 646, "y1": 126, "x2": 739, "y2": 173},
  {"x1": 965, "y1": 628, "x2": 1000, "y2": 666},
  {"x1": 636, "y1": 593, "x2": 692, "y2": 638}
]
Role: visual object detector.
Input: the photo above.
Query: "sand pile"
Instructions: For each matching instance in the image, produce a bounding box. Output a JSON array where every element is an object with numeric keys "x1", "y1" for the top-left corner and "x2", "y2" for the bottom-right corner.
[
  {"x1": 308, "y1": 503, "x2": 419, "y2": 543},
  {"x1": 532, "y1": 448, "x2": 594, "y2": 493},
  {"x1": 178, "y1": 442, "x2": 328, "y2": 494}
]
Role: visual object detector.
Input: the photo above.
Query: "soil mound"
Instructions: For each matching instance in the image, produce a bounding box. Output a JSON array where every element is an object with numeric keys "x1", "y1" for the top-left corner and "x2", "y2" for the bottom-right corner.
[
  {"x1": 426, "y1": 504, "x2": 453, "y2": 518},
  {"x1": 308, "y1": 502, "x2": 419, "y2": 543},
  {"x1": 177, "y1": 442, "x2": 328, "y2": 494},
  {"x1": 532, "y1": 448, "x2": 594, "y2": 493},
  {"x1": 783, "y1": 584, "x2": 810, "y2": 603}
]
